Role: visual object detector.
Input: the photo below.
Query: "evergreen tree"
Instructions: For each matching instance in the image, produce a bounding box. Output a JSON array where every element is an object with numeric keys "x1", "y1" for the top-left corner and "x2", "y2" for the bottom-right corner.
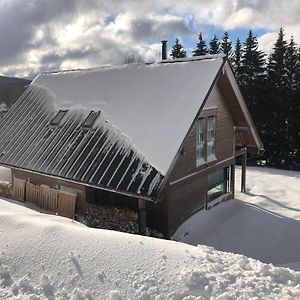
[
  {"x1": 209, "y1": 35, "x2": 220, "y2": 54},
  {"x1": 170, "y1": 38, "x2": 187, "y2": 59},
  {"x1": 240, "y1": 30, "x2": 266, "y2": 86},
  {"x1": 284, "y1": 37, "x2": 300, "y2": 169},
  {"x1": 268, "y1": 28, "x2": 288, "y2": 89},
  {"x1": 266, "y1": 28, "x2": 288, "y2": 168},
  {"x1": 220, "y1": 31, "x2": 232, "y2": 57},
  {"x1": 193, "y1": 33, "x2": 208, "y2": 56},
  {"x1": 239, "y1": 30, "x2": 266, "y2": 166},
  {"x1": 232, "y1": 38, "x2": 242, "y2": 84}
]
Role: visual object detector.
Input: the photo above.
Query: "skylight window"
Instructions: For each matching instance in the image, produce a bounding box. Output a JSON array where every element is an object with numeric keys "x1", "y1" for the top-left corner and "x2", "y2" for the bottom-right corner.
[
  {"x1": 82, "y1": 111, "x2": 100, "y2": 128},
  {"x1": 50, "y1": 110, "x2": 68, "y2": 126}
]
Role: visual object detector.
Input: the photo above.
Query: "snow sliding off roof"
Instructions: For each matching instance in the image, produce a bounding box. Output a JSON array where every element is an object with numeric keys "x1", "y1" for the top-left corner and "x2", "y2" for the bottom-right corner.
[{"x1": 33, "y1": 58, "x2": 224, "y2": 174}]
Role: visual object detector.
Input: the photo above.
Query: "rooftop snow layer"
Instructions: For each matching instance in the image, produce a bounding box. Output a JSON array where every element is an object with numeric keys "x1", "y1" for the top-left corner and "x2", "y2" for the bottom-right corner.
[{"x1": 32, "y1": 58, "x2": 224, "y2": 174}]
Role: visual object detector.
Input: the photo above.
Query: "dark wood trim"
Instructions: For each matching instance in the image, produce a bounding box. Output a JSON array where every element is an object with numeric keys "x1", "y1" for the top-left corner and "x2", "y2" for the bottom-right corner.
[
  {"x1": 138, "y1": 199, "x2": 147, "y2": 235},
  {"x1": 1, "y1": 164, "x2": 155, "y2": 203},
  {"x1": 235, "y1": 147, "x2": 247, "y2": 157},
  {"x1": 169, "y1": 156, "x2": 235, "y2": 186},
  {"x1": 200, "y1": 107, "x2": 218, "y2": 117},
  {"x1": 234, "y1": 126, "x2": 250, "y2": 132},
  {"x1": 241, "y1": 149, "x2": 247, "y2": 193},
  {"x1": 230, "y1": 163, "x2": 235, "y2": 198}
]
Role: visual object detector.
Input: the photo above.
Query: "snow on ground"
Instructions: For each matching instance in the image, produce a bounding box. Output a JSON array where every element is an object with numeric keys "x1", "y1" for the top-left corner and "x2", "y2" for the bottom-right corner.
[
  {"x1": 173, "y1": 166, "x2": 300, "y2": 270},
  {"x1": 1, "y1": 198, "x2": 300, "y2": 299}
]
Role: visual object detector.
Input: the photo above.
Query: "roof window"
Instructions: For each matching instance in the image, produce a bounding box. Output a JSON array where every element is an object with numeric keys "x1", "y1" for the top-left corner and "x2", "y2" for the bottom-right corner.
[
  {"x1": 50, "y1": 110, "x2": 68, "y2": 126},
  {"x1": 82, "y1": 111, "x2": 100, "y2": 128}
]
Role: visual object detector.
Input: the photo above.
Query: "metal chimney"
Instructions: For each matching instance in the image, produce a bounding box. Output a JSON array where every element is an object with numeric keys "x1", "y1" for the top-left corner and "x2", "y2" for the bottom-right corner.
[{"x1": 161, "y1": 40, "x2": 168, "y2": 60}]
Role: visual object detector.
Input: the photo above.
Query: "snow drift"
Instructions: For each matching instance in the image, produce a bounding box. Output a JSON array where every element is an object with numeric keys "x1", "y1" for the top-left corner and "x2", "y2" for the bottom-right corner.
[{"x1": 0, "y1": 197, "x2": 300, "y2": 300}]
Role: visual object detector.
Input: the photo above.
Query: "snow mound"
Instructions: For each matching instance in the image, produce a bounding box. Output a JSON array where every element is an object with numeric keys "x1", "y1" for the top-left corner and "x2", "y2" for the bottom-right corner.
[
  {"x1": 0, "y1": 198, "x2": 300, "y2": 299},
  {"x1": 173, "y1": 166, "x2": 300, "y2": 270}
]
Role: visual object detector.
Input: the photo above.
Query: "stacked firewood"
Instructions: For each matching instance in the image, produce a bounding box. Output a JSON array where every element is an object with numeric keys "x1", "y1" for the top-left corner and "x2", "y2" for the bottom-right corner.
[{"x1": 85, "y1": 204, "x2": 139, "y2": 234}]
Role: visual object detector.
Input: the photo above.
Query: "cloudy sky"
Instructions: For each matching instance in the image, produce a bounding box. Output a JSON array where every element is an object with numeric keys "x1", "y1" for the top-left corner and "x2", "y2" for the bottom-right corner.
[{"x1": 1, "y1": 0, "x2": 300, "y2": 79}]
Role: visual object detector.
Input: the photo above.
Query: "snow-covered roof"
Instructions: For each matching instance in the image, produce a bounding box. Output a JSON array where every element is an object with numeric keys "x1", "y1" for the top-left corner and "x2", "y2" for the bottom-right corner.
[{"x1": 32, "y1": 57, "x2": 224, "y2": 175}]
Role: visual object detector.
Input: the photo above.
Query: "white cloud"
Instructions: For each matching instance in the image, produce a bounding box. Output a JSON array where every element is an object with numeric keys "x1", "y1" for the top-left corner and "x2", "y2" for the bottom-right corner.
[{"x1": 0, "y1": 0, "x2": 299, "y2": 78}]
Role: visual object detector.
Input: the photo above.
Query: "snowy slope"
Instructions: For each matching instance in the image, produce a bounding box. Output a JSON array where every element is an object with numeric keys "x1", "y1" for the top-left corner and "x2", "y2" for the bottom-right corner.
[
  {"x1": 173, "y1": 166, "x2": 300, "y2": 270},
  {"x1": 32, "y1": 58, "x2": 223, "y2": 174},
  {"x1": 1, "y1": 198, "x2": 300, "y2": 299}
]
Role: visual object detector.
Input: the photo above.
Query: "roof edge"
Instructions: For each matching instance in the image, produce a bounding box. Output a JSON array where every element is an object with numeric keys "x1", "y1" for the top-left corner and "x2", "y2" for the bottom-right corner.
[
  {"x1": 223, "y1": 60, "x2": 264, "y2": 153},
  {"x1": 157, "y1": 57, "x2": 227, "y2": 196},
  {"x1": 4, "y1": 164, "x2": 158, "y2": 203}
]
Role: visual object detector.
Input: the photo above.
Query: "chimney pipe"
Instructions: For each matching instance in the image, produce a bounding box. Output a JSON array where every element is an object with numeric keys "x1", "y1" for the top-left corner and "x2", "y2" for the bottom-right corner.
[{"x1": 161, "y1": 40, "x2": 167, "y2": 60}]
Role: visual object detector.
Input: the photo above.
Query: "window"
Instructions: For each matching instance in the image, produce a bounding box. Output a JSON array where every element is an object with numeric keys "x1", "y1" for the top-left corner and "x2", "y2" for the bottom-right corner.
[
  {"x1": 50, "y1": 110, "x2": 68, "y2": 126},
  {"x1": 82, "y1": 111, "x2": 100, "y2": 128},
  {"x1": 196, "y1": 118, "x2": 205, "y2": 164},
  {"x1": 207, "y1": 168, "x2": 228, "y2": 203},
  {"x1": 196, "y1": 115, "x2": 216, "y2": 166}
]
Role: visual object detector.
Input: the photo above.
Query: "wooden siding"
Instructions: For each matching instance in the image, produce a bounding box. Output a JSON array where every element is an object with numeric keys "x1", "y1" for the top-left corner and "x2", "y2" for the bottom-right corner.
[
  {"x1": 161, "y1": 81, "x2": 236, "y2": 237},
  {"x1": 11, "y1": 169, "x2": 86, "y2": 216},
  {"x1": 25, "y1": 181, "x2": 76, "y2": 219}
]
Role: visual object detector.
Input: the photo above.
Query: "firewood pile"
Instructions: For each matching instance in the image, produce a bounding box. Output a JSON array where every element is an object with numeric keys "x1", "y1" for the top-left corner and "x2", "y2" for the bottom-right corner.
[{"x1": 85, "y1": 204, "x2": 139, "y2": 234}]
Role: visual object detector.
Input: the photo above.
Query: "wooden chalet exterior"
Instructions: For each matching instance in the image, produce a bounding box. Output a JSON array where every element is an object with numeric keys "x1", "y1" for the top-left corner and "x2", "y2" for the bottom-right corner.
[{"x1": 0, "y1": 53, "x2": 263, "y2": 238}]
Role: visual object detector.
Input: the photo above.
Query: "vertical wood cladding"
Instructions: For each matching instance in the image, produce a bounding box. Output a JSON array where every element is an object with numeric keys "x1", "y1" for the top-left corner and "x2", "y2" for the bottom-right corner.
[
  {"x1": 169, "y1": 81, "x2": 234, "y2": 183},
  {"x1": 11, "y1": 169, "x2": 87, "y2": 216},
  {"x1": 164, "y1": 81, "x2": 235, "y2": 237}
]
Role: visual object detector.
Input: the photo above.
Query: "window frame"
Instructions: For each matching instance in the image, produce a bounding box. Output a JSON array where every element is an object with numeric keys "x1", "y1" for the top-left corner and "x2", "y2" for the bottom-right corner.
[
  {"x1": 196, "y1": 109, "x2": 217, "y2": 167},
  {"x1": 49, "y1": 110, "x2": 68, "y2": 126}
]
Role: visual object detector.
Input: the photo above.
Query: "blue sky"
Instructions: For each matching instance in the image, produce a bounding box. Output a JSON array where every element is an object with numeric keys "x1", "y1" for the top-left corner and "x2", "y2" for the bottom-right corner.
[{"x1": 0, "y1": 0, "x2": 299, "y2": 78}]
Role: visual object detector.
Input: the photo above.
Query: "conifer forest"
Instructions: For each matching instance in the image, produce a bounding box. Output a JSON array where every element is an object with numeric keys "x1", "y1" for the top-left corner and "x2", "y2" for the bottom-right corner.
[{"x1": 171, "y1": 29, "x2": 300, "y2": 171}]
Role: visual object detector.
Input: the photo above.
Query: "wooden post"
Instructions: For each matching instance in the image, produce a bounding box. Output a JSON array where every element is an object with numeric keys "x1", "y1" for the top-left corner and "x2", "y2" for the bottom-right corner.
[
  {"x1": 241, "y1": 148, "x2": 247, "y2": 193},
  {"x1": 138, "y1": 199, "x2": 147, "y2": 235},
  {"x1": 230, "y1": 163, "x2": 235, "y2": 199}
]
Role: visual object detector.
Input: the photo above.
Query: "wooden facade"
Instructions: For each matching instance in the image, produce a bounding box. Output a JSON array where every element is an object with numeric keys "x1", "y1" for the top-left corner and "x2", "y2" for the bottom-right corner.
[{"x1": 147, "y1": 75, "x2": 248, "y2": 237}]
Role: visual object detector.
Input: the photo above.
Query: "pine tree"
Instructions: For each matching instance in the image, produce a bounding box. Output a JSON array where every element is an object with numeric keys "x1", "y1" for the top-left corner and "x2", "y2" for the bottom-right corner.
[
  {"x1": 268, "y1": 28, "x2": 288, "y2": 89},
  {"x1": 170, "y1": 38, "x2": 187, "y2": 59},
  {"x1": 193, "y1": 33, "x2": 208, "y2": 56},
  {"x1": 284, "y1": 37, "x2": 300, "y2": 169},
  {"x1": 240, "y1": 30, "x2": 266, "y2": 86},
  {"x1": 239, "y1": 30, "x2": 266, "y2": 167},
  {"x1": 220, "y1": 31, "x2": 232, "y2": 57},
  {"x1": 209, "y1": 35, "x2": 220, "y2": 54},
  {"x1": 266, "y1": 28, "x2": 288, "y2": 168},
  {"x1": 232, "y1": 38, "x2": 242, "y2": 83}
]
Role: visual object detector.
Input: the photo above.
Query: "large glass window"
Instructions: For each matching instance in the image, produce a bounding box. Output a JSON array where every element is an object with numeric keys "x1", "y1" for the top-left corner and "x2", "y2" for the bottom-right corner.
[
  {"x1": 196, "y1": 115, "x2": 216, "y2": 166},
  {"x1": 207, "y1": 168, "x2": 228, "y2": 203}
]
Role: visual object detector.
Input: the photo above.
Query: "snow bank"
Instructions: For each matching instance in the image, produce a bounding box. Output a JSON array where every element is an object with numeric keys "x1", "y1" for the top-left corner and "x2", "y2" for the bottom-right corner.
[
  {"x1": 1, "y1": 198, "x2": 300, "y2": 299},
  {"x1": 173, "y1": 166, "x2": 300, "y2": 270}
]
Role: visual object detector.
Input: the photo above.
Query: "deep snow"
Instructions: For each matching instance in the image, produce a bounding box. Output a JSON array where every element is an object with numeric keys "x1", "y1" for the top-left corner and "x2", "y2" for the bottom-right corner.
[
  {"x1": 1, "y1": 197, "x2": 300, "y2": 299},
  {"x1": 174, "y1": 166, "x2": 300, "y2": 270},
  {"x1": 1, "y1": 166, "x2": 300, "y2": 299}
]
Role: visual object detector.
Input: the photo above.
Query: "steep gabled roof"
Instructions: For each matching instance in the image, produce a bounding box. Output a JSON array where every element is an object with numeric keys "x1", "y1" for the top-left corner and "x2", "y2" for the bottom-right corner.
[
  {"x1": 0, "y1": 55, "x2": 262, "y2": 201},
  {"x1": 32, "y1": 57, "x2": 224, "y2": 174}
]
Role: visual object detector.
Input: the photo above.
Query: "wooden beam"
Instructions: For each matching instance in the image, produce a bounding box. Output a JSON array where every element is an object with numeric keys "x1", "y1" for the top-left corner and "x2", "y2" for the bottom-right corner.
[
  {"x1": 138, "y1": 199, "x2": 147, "y2": 235},
  {"x1": 230, "y1": 163, "x2": 235, "y2": 198},
  {"x1": 234, "y1": 126, "x2": 250, "y2": 132},
  {"x1": 241, "y1": 149, "x2": 247, "y2": 193}
]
